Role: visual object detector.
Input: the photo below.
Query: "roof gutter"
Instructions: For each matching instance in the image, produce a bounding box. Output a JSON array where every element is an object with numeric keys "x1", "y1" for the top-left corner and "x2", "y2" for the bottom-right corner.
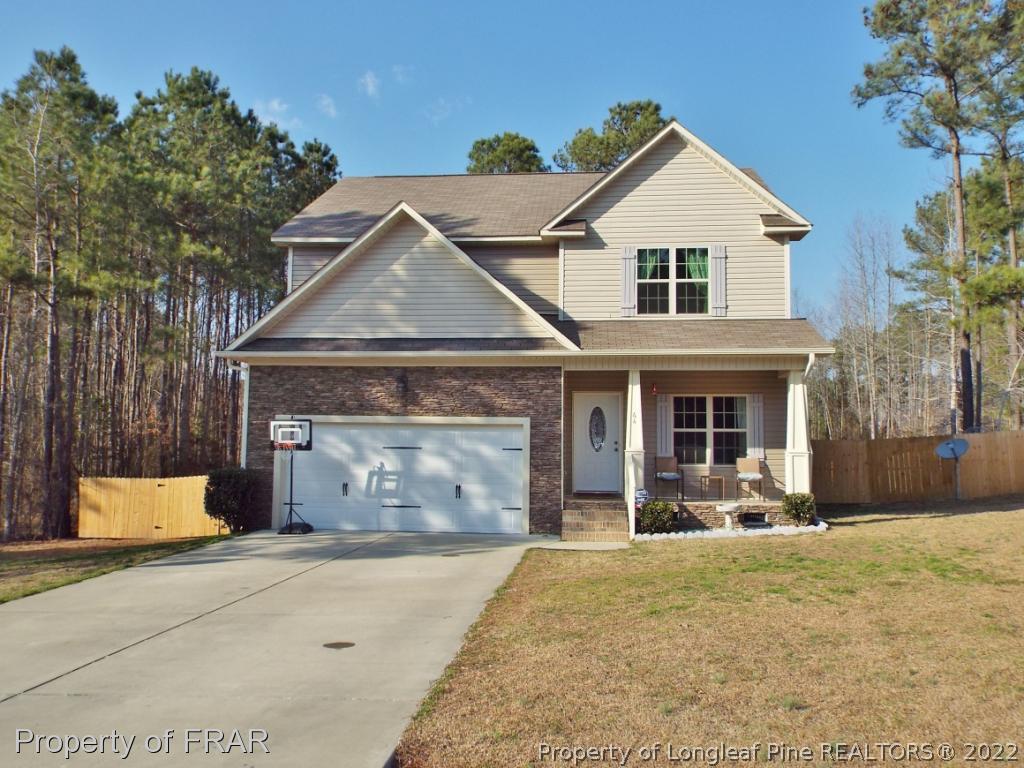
[{"x1": 217, "y1": 346, "x2": 835, "y2": 361}]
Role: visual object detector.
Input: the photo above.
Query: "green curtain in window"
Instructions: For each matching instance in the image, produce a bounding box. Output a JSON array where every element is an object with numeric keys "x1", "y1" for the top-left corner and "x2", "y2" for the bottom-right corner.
[{"x1": 692, "y1": 252, "x2": 708, "y2": 280}]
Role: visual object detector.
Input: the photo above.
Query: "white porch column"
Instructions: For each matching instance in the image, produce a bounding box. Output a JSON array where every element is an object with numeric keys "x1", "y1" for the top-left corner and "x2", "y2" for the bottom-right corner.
[
  {"x1": 624, "y1": 369, "x2": 645, "y2": 539},
  {"x1": 785, "y1": 367, "x2": 812, "y2": 493}
]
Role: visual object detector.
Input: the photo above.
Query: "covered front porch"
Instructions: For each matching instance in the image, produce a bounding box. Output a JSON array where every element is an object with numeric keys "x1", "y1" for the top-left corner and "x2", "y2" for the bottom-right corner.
[{"x1": 562, "y1": 359, "x2": 814, "y2": 539}]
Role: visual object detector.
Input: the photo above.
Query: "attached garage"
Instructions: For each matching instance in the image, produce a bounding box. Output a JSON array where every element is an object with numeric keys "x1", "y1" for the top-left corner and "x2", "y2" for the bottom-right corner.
[{"x1": 272, "y1": 416, "x2": 530, "y2": 534}]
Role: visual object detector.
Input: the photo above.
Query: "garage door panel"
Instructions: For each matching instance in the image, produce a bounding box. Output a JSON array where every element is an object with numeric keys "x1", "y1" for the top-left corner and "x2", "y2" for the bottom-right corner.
[
  {"x1": 362, "y1": 462, "x2": 404, "y2": 501},
  {"x1": 306, "y1": 502, "x2": 379, "y2": 531},
  {"x1": 457, "y1": 506, "x2": 518, "y2": 534},
  {"x1": 285, "y1": 421, "x2": 524, "y2": 533},
  {"x1": 379, "y1": 505, "x2": 456, "y2": 533}
]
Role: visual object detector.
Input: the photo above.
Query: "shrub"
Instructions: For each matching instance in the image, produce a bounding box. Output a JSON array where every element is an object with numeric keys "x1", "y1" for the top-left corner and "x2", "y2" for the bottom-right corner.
[
  {"x1": 637, "y1": 500, "x2": 676, "y2": 534},
  {"x1": 781, "y1": 492, "x2": 816, "y2": 525},
  {"x1": 205, "y1": 468, "x2": 262, "y2": 533}
]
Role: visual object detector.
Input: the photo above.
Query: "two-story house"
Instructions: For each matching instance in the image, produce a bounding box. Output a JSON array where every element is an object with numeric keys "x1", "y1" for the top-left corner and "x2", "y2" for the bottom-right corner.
[{"x1": 221, "y1": 120, "x2": 832, "y2": 540}]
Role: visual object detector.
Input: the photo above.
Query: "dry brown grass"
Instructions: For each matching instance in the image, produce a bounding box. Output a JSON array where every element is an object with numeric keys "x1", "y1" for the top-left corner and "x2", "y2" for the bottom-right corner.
[
  {"x1": 0, "y1": 536, "x2": 224, "y2": 603},
  {"x1": 397, "y1": 499, "x2": 1024, "y2": 766}
]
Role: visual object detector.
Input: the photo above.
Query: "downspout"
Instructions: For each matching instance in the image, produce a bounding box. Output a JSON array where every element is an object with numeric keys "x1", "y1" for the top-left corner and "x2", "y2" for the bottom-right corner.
[
  {"x1": 804, "y1": 352, "x2": 816, "y2": 488},
  {"x1": 229, "y1": 362, "x2": 250, "y2": 468}
]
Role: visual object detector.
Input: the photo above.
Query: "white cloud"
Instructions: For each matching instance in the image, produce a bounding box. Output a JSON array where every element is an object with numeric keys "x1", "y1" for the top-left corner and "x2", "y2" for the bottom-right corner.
[
  {"x1": 358, "y1": 70, "x2": 381, "y2": 99},
  {"x1": 254, "y1": 97, "x2": 302, "y2": 129},
  {"x1": 391, "y1": 64, "x2": 413, "y2": 85},
  {"x1": 316, "y1": 93, "x2": 337, "y2": 118},
  {"x1": 423, "y1": 95, "x2": 471, "y2": 125}
]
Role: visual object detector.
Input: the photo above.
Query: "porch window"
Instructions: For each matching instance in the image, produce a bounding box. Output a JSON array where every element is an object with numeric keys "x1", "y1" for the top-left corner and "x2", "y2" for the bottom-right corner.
[{"x1": 672, "y1": 395, "x2": 747, "y2": 465}]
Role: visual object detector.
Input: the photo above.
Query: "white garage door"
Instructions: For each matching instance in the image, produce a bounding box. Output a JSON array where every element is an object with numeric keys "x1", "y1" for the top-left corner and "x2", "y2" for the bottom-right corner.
[{"x1": 280, "y1": 421, "x2": 525, "y2": 534}]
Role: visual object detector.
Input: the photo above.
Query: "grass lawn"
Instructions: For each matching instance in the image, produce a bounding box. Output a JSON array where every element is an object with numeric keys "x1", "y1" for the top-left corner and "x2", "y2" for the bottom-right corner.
[
  {"x1": 0, "y1": 536, "x2": 225, "y2": 604},
  {"x1": 398, "y1": 500, "x2": 1024, "y2": 767}
]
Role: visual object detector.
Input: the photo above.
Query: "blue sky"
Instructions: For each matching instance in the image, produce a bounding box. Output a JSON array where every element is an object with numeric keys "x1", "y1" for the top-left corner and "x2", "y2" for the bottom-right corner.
[{"x1": 1, "y1": 0, "x2": 949, "y2": 306}]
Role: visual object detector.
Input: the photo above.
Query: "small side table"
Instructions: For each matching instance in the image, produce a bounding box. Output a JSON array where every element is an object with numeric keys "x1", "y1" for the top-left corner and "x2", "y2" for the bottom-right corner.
[{"x1": 700, "y1": 475, "x2": 726, "y2": 500}]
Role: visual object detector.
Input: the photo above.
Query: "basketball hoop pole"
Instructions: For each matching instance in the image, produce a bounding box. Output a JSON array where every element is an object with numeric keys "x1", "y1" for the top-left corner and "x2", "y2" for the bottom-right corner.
[{"x1": 280, "y1": 446, "x2": 310, "y2": 533}]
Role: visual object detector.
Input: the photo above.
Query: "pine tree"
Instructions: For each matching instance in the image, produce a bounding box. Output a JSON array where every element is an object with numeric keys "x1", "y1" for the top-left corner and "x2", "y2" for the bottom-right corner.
[
  {"x1": 553, "y1": 101, "x2": 669, "y2": 172},
  {"x1": 853, "y1": 0, "x2": 1007, "y2": 431}
]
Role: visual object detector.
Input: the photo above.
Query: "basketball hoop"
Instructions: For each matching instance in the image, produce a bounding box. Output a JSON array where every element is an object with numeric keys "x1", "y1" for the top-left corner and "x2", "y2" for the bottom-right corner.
[{"x1": 269, "y1": 419, "x2": 315, "y2": 534}]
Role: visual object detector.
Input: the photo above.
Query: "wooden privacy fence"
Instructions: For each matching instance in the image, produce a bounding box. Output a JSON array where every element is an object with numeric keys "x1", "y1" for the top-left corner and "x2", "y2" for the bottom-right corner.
[
  {"x1": 812, "y1": 431, "x2": 1024, "y2": 504},
  {"x1": 78, "y1": 475, "x2": 223, "y2": 539}
]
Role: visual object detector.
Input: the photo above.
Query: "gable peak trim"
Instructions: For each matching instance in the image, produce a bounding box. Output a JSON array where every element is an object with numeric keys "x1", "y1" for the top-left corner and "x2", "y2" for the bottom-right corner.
[{"x1": 541, "y1": 120, "x2": 811, "y2": 232}]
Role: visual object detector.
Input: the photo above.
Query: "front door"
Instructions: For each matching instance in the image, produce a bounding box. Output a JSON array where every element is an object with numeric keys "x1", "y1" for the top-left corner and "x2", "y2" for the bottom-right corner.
[{"x1": 572, "y1": 392, "x2": 622, "y2": 493}]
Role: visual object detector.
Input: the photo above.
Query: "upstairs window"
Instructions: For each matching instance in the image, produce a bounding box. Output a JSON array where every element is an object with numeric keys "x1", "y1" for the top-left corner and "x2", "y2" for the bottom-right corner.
[
  {"x1": 636, "y1": 248, "x2": 670, "y2": 314},
  {"x1": 636, "y1": 247, "x2": 709, "y2": 315},
  {"x1": 676, "y1": 247, "x2": 709, "y2": 314}
]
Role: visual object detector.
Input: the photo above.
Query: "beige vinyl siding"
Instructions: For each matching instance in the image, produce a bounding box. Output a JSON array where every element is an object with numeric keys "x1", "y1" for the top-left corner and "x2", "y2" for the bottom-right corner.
[
  {"x1": 640, "y1": 371, "x2": 787, "y2": 499},
  {"x1": 462, "y1": 243, "x2": 559, "y2": 314},
  {"x1": 266, "y1": 218, "x2": 550, "y2": 339},
  {"x1": 563, "y1": 133, "x2": 786, "y2": 320},
  {"x1": 291, "y1": 246, "x2": 341, "y2": 291}
]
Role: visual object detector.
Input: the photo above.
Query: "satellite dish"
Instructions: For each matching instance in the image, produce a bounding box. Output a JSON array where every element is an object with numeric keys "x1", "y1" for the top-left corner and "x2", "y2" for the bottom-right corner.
[{"x1": 935, "y1": 438, "x2": 969, "y2": 460}]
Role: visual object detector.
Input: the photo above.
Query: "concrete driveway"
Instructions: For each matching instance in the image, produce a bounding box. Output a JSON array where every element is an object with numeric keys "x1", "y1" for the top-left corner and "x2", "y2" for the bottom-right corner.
[{"x1": 0, "y1": 531, "x2": 537, "y2": 767}]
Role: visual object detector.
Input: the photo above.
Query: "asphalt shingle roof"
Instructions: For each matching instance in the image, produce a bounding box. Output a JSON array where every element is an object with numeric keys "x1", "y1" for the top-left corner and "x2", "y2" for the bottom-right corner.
[
  {"x1": 272, "y1": 173, "x2": 603, "y2": 240},
  {"x1": 237, "y1": 337, "x2": 567, "y2": 352},
  {"x1": 548, "y1": 318, "x2": 830, "y2": 352}
]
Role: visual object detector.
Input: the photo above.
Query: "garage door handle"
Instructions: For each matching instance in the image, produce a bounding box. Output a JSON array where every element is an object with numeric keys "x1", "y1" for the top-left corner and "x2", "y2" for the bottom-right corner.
[{"x1": 455, "y1": 484, "x2": 461, "y2": 499}]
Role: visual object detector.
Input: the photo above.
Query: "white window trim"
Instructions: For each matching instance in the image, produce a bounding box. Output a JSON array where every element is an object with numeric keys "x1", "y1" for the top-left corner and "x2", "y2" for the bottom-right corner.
[
  {"x1": 670, "y1": 393, "x2": 749, "y2": 467},
  {"x1": 636, "y1": 245, "x2": 710, "y2": 316}
]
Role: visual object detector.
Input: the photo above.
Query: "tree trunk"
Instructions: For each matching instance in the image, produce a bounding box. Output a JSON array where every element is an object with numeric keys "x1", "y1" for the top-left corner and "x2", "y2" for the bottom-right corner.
[
  {"x1": 1003, "y1": 163, "x2": 1021, "y2": 429},
  {"x1": 0, "y1": 282, "x2": 13, "y2": 540},
  {"x1": 41, "y1": 227, "x2": 62, "y2": 538},
  {"x1": 949, "y1": 130, "x2": 974, "y2": 431}
]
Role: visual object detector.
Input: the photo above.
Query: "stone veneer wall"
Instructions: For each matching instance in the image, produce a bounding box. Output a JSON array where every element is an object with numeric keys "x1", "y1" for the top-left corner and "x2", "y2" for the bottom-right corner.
[
  {"x1": 245, "y1": 366, "x2": 563, "y2": 533},
  {"x1": 674, "y1": 502, "x2": 786, "y2": 529}
]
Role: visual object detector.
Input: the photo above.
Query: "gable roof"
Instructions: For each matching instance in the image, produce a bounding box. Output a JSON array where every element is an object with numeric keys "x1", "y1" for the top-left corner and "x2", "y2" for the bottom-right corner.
[
  {"x1": 272, "y1": 172, "x2": 602, "y2": 242},
  {"x1": 540, "y1": 120, "x2": 812, "y2": 235},
  {"x1": 228, "y1": 202, "x2": 579, "y2": 352},
  {"x1": 270, "y1": 128, "x2": 805, "y2": 244}
]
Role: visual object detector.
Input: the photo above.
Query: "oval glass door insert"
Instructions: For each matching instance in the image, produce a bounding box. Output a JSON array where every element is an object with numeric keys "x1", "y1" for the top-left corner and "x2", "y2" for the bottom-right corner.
[{"x1": 588, "y1": 407, "x2": 607, "y2": 452}]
